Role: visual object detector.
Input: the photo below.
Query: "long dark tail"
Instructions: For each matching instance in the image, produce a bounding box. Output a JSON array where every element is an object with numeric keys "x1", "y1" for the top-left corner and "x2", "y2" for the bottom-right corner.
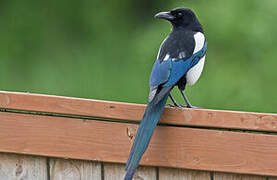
[{"x1": 124, "y1": 93, "x2": 169, "y2": 180}]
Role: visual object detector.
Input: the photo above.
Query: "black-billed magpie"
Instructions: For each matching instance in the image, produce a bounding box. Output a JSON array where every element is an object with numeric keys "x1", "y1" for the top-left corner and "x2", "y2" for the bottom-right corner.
[{"x1": 124, "y1": 8, "x2": 207, "y2": 180}]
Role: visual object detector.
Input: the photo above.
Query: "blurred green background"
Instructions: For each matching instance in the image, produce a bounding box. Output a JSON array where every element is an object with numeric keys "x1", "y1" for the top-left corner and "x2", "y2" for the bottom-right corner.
[{"x1": 0, "y1": 0, "x2": 276, "y2": 113}]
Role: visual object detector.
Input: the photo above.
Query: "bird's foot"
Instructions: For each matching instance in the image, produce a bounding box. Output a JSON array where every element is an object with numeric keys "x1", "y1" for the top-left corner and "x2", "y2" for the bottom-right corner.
[
  {"x1": 184, "y1": 105, "x2": 201, "y2": 109},
  {"x1": 167, "y1": 103, "x2": 182, "y2": 108},
  {"x1": 173, "y1": 104, "x2": 201, "y2": 109},
  {"x1": 167, "y1": 104, "x2": 201, "y2": 109}
]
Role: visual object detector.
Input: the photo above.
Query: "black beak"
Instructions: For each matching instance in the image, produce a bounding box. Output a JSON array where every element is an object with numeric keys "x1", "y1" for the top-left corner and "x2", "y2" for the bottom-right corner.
[{"x1": 154, "y1": 11, "x2": 174, "y2": 21}]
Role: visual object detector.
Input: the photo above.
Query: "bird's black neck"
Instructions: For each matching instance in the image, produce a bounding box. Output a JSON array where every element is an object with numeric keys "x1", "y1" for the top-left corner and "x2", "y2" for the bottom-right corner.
[{"x1": 172, "y1": 19, "x2": 204, "y2": 33}]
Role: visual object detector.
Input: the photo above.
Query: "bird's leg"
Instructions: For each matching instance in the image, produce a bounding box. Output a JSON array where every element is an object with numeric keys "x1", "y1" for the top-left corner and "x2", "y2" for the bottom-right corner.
[
  {"x1": 179, "y1": 90, "x2": 197, "y2": 108},
  {"x1": 168, "y1": 93, "x2": 180, "y2": 107}
]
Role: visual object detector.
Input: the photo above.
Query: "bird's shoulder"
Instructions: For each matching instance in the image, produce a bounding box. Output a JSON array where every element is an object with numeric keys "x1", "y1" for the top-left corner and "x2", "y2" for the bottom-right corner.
[{"x1": 157, "y1": 30, "x2": 204, "y2": 61}]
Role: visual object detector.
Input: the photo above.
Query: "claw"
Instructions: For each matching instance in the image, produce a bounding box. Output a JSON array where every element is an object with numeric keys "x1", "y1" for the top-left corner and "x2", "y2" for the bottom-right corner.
[
  {"x1": 167, "y1": 104, "x2": 180, "y2": 107},
  {"x1": 184, "y1": 105, "x2": 201, "y2": 109},
  {"x1": 168, "y1": 103, "x2": 201, "y2": 109}
]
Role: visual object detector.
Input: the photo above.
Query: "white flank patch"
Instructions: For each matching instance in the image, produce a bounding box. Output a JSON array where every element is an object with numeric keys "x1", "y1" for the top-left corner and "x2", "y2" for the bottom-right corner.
[
  {"x1": 193, "y1": 32, "x2": 205, "y2": 54},
  {"x1": 186, "y1": 56, "x2": 206, "y2": 85}
]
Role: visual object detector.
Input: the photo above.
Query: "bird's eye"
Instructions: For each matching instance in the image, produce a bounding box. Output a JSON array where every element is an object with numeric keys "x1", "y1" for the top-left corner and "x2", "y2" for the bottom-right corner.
[{"x1": 177, "y1": 12, "x2": 183, "y2": 17}]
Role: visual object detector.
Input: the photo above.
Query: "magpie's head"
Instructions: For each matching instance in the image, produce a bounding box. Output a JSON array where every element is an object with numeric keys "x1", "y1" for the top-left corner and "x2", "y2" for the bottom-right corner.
[{"x1": 155, "y1": 8, "x2": 198, "y2": 28}]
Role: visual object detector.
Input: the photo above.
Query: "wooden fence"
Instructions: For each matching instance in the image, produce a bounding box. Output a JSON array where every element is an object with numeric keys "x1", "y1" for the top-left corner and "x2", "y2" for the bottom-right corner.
[{"x1": 0, "y1": 91, "x2": 277, "y2": 180}]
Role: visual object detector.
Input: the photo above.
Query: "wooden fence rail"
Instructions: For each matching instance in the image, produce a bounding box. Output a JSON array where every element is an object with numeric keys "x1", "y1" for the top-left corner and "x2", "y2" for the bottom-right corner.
[{"x1": 0, "y1": 91, "x2": 277, "y2": 180}]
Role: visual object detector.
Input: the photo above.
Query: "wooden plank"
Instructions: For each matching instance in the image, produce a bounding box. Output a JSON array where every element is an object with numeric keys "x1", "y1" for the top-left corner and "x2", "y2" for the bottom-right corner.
[
  {"x1": 268, "y1": 177, "x2": 277, "y2": 180},
  {"x1": 0, "y1": 153, "x2": 47, "y2": 180},
  {"x1": 0, "y1": 91, "x2": 277, "y2": 132},
  {"x1": 214, "y1": 172, "x2": 266, "y2": 180},
  {"x1": 159, "y1": 168, "x2": 210, "y2": 180},
  {"x1": 0, "y1": 112, "x2": 277, "y2": 176},
  {"x1": 49, "y1": 158, "x2": 101, "y2": 180},
  {"x1": 104, "y1": 163, "x2": 156, "y2": 180}
]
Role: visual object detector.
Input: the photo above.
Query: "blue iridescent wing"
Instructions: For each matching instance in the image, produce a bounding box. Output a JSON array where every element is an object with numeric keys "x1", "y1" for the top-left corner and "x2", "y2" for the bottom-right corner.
[
  {"x1": 148, "y1": 41, "x2": 207, "y2": 102},
  {"x1": 150, "y1": 41, "x2": 207, "y2": 87},
  {"x1": 149, "y1": 59, "x2": 172, "y2": 87}
]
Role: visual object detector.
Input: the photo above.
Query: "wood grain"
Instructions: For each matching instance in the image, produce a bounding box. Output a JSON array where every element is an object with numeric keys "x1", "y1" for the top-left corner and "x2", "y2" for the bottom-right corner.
[
  {"x1": 104, "y1": 163, "x2": 156, "y2": 180},
  {"x1": 214, "y1": 172, "x2": 266, "y2": 180},
  {"x1": 49, "y1": 158, "x2": 101, "y2": 180},
  {"x1": 268, "y1": 177, "x2": 277, "y2": 180},
  {"x1": 0, "y1": 91, "x2": 276, "y2": 132},
  {"x1": 1, "y1": 112, "x2": 277, "y2": 176},
  {"x1": 0, "y1": 153, "x2": 47, "y2": 180},
  {"x1": 159, "y1": 168, "x2": 210, "y2": 180}
]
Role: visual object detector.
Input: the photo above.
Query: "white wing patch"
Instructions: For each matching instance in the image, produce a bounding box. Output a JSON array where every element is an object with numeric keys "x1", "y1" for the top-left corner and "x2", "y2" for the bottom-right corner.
[
  {"x1": 186, "y1": 56, "x2": 206, "y2": 85},
  {"x1": 178, "y1": 51, "x2": 186, "y2": 59},
  {"x1": 148, "y1": 88, "x2": 157, "y2": 102},
  {"x1": 156, "y1": 37, "x2": 168, "y2": 59},
  {"x1": 193, "y1": 32, "x2": 205, "y2": 54},
  {"x1": 163, "y1": 54, "x2": 170, "y2": 61}
]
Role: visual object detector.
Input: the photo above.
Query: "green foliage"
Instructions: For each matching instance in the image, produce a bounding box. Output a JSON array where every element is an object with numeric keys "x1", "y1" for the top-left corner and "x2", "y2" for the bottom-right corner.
[{"x1": 0, "y1": 0, "x2": 276, "y2": 113}]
